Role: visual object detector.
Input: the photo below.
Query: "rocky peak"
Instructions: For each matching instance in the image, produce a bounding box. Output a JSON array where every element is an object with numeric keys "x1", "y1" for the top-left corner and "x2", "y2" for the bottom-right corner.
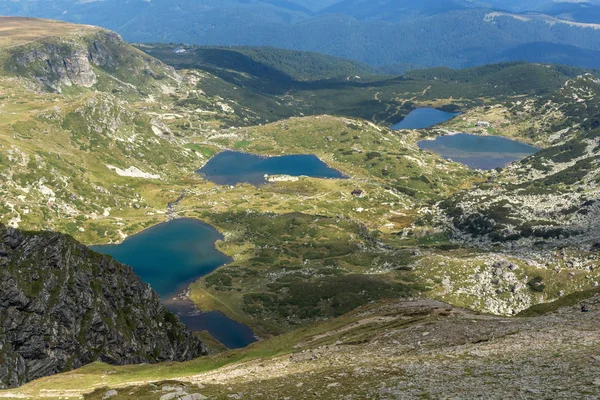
[
  {"x1": 4, "y1": 26, "x2": 178, "y2": 94},
  {"x1": 0, "y1": 224, "x2": 206, "y2": 388}
]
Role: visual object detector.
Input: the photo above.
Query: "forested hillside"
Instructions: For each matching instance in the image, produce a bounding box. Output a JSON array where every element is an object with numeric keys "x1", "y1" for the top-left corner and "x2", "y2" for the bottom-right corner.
[
  {"x1": 143, "y1": 44, "x2": 594, "y2": 126},
  {"x1": 141, "y1": 45, "x2": 379, "y2": 83}
]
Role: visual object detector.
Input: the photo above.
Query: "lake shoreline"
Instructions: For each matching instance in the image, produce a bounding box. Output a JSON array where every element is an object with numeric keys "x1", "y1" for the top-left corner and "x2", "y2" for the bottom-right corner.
[
  {"x1": 197, "y1": 149, "x2": 347, "y2": 186},
  {"x1": 90, "y1": 218, "x2": 258, "y2": 349},
  {"x1": 417, "y1": 133, "x2": 540, "y2": 170},
  {"x1": 421, "y1": 129, "x2": 542, "y2": 148}
]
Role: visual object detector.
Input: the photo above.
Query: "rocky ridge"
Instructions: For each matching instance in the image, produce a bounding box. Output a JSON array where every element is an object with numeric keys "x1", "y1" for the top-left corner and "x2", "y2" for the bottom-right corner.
[
  {"x1": 0, "y1": 224, "x2": 206, "y2": 389},
  {"x1": 439, "y1": 74, "x2": 600, "y2": 248},
  {"x1": 3, "y1": 23, "x2": 180, "y2": 95},
  {"x1": 25, "y1": 294, "x2": 600, "y2": 400}
]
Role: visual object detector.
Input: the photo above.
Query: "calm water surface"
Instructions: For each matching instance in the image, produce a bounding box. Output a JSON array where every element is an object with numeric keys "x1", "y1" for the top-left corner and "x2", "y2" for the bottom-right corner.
[
  {"x1": 392, "y1": 108, "x2": 460, "y2": 130},
  {"x1": 91, "y1": 219, "x2": 257, "y2": 349},
  {"x1": 166, "y1": 298, "x2": 256, "y2": 349},
  {"x1": 418, "y1": 133, "x2": 539, "y2": 169},
  {"x1": 197, "y1": 150, "x2": 346, "y2": 185}
]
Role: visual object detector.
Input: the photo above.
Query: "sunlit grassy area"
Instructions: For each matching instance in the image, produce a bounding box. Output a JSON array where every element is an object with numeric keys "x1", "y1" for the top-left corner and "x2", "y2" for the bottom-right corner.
[
  {"x1": 4, "y1": 18, "x2": 600, "y2": 396},
  {"x1": 0, "y1": 17, "x2": 100, "y2": 48}
]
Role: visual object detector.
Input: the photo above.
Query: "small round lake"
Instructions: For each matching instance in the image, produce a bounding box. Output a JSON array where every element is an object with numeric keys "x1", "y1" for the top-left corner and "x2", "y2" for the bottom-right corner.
[
  {"x1": 91, "y1": 218, "x2": 257, "y2": 349},
  {"x1": 418, "y1": 133, "x2": 539, "y2": 170},
  {"x1": 197, "y1": 150, "x2": 346, "y2": 185},
  {"x1": 392, "y1": 108, "x2": 460, "y2": 130}
]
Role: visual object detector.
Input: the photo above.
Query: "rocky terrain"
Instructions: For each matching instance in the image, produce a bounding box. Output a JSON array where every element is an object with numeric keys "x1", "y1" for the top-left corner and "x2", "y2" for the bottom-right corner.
[
  {"x1": 3, "y1": 16, "x2": 600, "y2": 398},
  {"x1": 439, "y1": 74, "x2": 600, "y2": 248},
  {"x1": 0, "y1": 18, "x2": 180, "y2": 95},
  {"x1": 4, "y1": 292, "x2": 600, "y2": 399},
  {"x1": 0, "y1": 224, "x2": 206, "y2": 389}
]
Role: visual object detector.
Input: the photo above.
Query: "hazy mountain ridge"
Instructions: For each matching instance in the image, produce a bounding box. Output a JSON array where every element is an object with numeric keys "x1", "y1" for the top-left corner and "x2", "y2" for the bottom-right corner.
[
  {"x1": 2, "y1": 1, "x2": 600, "y2": 69},
  {"x1": 318, "y1": 0, "x2": 472, "y2": 21}
]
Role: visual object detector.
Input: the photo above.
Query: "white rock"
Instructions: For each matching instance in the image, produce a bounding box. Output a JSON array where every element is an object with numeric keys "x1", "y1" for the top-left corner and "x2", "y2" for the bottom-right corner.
[
  {"x1": 106, "y1": 165, "x2": 160, "y2": 180},
  {"x1": 102, "y1": 390, "x2": 118, "y2": 399},
  {"x1": 180, "y1": 394, "x2": 208, "y2": 400}
]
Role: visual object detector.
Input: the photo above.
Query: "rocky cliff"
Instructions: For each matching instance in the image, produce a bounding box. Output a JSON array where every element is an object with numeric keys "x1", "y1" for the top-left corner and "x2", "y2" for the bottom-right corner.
[
  {"x1": 1, "y1": 19, "x2": 179, "y2": 94},
  {"x1": 0, "y1": 224, "x2": 206, "y2": 389}
]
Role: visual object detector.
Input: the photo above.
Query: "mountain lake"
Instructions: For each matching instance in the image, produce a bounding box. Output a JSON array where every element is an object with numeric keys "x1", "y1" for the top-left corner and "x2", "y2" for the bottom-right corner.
[
  {"x1": 91, "y1": 218, "x2": 257, "y2": 349},
  {"x1": 418, "y1": 133, "x2": 539, "y2": 170},
  {"x1": 197, "y1": 150, "x2": 346, "y2": 185},
  {"x1": 392, "y1": 108, "x2": 461, "y2": 130}
]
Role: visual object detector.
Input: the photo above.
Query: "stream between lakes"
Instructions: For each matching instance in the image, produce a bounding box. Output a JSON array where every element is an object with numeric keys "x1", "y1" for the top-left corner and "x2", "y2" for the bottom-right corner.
[
  {"x1": 91, "y1": 153, "x2": 347, "y2": 348},
  {"x1": 92, "y1": 109, "x2": 538, "y2": 348}
]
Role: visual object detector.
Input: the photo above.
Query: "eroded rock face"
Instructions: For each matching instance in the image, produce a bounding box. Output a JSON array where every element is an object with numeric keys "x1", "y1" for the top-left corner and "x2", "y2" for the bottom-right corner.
[
  {"x1": 8, "y1": 31, "x2": 125, "y2": 92},
  {"x1": 88, "y1": 31, "x2": 122, "y2": 69},
  {"x1": 12, "y1": 45, "x2": 97, "y2": 92},
  {"x1": 0, "y1": 224, "x2": 206, "y2": 388}
]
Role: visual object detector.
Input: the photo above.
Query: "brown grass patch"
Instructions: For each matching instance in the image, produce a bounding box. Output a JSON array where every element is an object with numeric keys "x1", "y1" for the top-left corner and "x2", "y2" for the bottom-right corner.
[{"x1": 0, "y1": 17, "x2": 99, "y2": 48}]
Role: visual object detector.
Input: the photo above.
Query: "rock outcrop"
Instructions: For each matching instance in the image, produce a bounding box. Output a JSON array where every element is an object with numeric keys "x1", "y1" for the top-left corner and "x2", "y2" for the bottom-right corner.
[
  {"x1": 440, "y1": 74, "x2": 600, "y2": 248},
  {"x1": 5, "y1": 28, "x2": 177, "y2": 93},
  {"x1": 12, "y1": 44, "x2": 98, "y2": 90},
  {"x1": 0, "y1": 224, "x2": 206, "y2": 389}
]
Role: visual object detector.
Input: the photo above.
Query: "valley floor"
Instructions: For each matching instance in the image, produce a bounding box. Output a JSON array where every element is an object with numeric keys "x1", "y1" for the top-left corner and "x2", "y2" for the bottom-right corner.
[{"x1": 3, "y1": 19, "x2": 600, "y2": 396}]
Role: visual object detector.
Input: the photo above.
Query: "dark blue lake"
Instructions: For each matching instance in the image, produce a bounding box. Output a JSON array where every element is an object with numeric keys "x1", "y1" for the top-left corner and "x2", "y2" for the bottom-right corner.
[
  {"x1": 418, "y1": 133, "x2": 539, "y2": 170},
  {"x1": 91, "y1": 218, "x2": 257, "y2": 349},
  {"x1": 392, "y1": 108, "x2": 460, "y2": 130},
  {"x1": 166, "y1": 300, "x2": 256, "y2": 350},
  {"x1": 197, "y1": 150, "x2": 346, "y2": 185}
]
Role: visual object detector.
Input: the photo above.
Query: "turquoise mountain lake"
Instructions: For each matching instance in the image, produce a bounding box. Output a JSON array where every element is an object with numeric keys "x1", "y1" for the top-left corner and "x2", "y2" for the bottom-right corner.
[
  {"x1": 91, "y1": 218, "x2": 256, "y2": 349},
  {"x1": 392, "y1": 108, "x2": 460, "y2": 130},
  {"x1": 197, "y1": 150, "x2": 346, "y2": 185},
  {"x1": 418, "y1": 134, "x2": 539, "y2": 170}
]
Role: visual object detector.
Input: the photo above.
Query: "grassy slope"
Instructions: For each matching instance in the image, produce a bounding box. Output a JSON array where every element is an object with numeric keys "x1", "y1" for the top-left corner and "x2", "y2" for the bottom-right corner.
[
  {"x1": 0, "y1": 20, "x2": 488, "y2": 342},
  {"x1": 1, "y1": 20, "x2": 594, "y2": 337},
  {"x1": 0, "y1": 17, "x2": 97, "y2": 48},
  {"x1": 175, "y1": 115, "x2": 480, "y2": 335},
  {"x1": 179, "y1": 111, "x2": 600, "y2": 334},
  {"x1": 0, "y1": 60, "x2": 193, "y2": 241},
  {"x1": 143, "y1": 43, "x2": 584, "y2": 126},
  {"x1": 0, "y1": 19, "x2": 258, "y2": 242},
  {"x1": 3, "y1": 20, "x2": 600, "y2": 393},
  {"x1": 6, "y1": 295, "x2": 600, "y2": 399}
]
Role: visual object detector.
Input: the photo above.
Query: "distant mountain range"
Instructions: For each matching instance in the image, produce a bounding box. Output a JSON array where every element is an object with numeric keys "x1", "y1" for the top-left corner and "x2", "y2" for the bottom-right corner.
[{"x1": 2, "y1": 0, "x2": 600, "y2": 69}]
